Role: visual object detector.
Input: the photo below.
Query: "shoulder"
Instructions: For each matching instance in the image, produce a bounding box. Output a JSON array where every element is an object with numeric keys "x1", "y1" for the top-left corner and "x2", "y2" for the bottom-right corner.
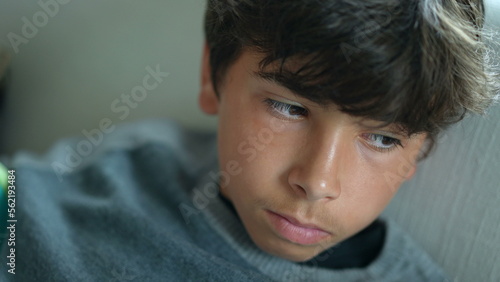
[
  {"x1": 367, "y1": 218, "x2": 450, "y2": 282},
  {"x1": 6, "y1": 119, "x2": 219, "y2": 237}
]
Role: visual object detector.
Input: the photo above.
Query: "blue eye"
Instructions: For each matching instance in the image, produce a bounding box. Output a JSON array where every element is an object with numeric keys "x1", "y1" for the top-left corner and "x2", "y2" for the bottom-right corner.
[
  {"x1": 362, "y1": 133, "x2": 403, "y2": 152},
  {"x1": 264, "y1": 99, "x2": 308, "y2": 120}
]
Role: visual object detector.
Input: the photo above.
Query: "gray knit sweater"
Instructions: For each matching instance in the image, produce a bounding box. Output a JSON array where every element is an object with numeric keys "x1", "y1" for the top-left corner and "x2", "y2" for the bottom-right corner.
[{"x1": 0, "y1": 119, "x2": 449, "y2": 281}]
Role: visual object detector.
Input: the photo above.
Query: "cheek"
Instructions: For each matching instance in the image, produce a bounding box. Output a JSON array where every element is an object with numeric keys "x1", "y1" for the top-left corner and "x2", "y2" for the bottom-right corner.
[
  {"x1": 338, "y1": 157, "x2": 401, "y2": 224},
  {"x1": 356, "y1": 144, "x2": 417, "y2": 190},
  {"x1": 220, "y1": 124, "x2": 298, "y2": 205},
  {"x1": 351, "y1": 174, "x2": 396, "y2": 209},
  {"x1": 216, "y1": 112, "x2": 268, "y2": 188}
]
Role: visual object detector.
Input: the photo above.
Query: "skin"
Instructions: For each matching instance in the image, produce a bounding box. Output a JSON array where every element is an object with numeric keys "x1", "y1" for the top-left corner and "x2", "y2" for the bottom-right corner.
[{"x1": 199, "y1": 45, "x2": 427, "y2": 262}]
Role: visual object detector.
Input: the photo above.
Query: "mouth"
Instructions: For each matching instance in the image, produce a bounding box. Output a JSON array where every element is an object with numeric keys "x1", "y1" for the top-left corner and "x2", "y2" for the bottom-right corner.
[{"x1": 266, "y1": 210, "x2": 332, "y2": 245}]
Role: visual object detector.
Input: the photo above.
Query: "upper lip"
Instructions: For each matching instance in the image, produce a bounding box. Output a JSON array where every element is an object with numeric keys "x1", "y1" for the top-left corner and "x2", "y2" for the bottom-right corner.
[{"x1": 268, "y1": 210, "x2": 331, "y2": 233}]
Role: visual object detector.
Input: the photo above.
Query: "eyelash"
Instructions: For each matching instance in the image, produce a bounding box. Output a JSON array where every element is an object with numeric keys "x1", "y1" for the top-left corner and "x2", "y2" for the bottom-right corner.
[
  {"x1": 361, "y1": 133, "x2": 403, "y2": 152},
  {"x1": 263, "y1": 98, "x2": 403, "y2": 153},
  {"x1": 263, "y1": 99, "x2": 308, "y2": 120}
]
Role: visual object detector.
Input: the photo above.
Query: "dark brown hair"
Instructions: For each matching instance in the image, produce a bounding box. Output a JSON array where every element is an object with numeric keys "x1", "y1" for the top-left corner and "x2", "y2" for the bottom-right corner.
[{"x1": 204, "y1": 0, "x2": 499, "y2": 155}]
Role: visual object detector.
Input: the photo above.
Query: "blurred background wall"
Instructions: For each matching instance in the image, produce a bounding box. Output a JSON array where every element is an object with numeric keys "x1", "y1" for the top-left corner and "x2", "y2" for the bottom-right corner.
[
  {"x1": 0, "y1": 0, "x2": 215, "y2": 154},
  {"x1": 0, "y1": 1, "x2": 499, "y2": 281}
]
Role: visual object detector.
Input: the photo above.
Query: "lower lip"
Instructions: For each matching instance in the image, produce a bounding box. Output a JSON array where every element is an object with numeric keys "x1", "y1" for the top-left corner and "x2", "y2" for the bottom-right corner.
[{"x1": 266, "y1": 211, "x2": 330, "y2": 245}]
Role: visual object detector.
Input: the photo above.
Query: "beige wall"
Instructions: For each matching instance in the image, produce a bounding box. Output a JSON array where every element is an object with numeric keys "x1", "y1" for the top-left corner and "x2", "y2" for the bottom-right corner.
[{"x1": 0, "y1": 0, "x2": 215, "y2": 154}]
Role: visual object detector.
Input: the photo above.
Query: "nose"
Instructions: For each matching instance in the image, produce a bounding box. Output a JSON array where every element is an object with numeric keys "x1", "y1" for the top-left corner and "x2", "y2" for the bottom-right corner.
[{"x1": 287, "y1": 129, "x2": 343, "y2": 201}]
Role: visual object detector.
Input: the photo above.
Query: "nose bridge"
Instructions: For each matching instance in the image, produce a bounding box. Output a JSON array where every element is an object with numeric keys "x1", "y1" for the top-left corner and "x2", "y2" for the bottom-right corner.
[
  {"x1": 289, "y1": 126, "x2": 343, "y2": 201},
  {"x1": 309, "y1": 131, "x2": 338, "y2": 176}
]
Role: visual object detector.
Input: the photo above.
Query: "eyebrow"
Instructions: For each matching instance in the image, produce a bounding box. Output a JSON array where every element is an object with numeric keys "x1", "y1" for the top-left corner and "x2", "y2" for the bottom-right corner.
[
  {"x1": 252, "y1": 70, "x2": 330, "y2": 109},
  {"x1": 252, "y1": 70, "x2": 294, "y2": 91}
]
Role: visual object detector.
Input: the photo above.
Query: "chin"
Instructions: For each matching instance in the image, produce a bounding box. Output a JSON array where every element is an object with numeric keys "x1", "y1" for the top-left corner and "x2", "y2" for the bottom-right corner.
[
  {"x1": 269, "y1": 247, "x2": 319, "y2": 262},
  {"x1": 255, "y1": 239, "x2": 322, "y2": 262}
]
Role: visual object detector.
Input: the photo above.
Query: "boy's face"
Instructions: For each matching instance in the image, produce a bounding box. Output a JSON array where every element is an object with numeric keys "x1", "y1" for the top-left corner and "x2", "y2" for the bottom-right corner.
[{"x1": 199, "y1": 48, "x2": 427, "y2": 262}]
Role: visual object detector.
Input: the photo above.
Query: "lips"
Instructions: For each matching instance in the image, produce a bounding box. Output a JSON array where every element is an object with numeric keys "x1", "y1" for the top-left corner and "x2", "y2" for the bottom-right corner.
[{"x1": 266, "y1": 210, "x2": 331, "y2": 245}]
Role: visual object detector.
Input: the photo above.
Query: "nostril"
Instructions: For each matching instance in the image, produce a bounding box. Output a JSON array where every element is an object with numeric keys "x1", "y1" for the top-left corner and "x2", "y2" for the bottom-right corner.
[
  {"x1": 292, "y1": 184, "x2": 308, "y2": 197},
  {"x1": 287, "y1": 166, "x2": 341, "y2": 200},
  {"x1": 327, "y1": 189, "x2": 341, "y2": 200}
]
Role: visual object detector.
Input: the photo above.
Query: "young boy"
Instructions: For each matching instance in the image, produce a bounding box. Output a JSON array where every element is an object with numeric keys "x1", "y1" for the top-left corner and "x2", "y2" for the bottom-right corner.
[{"x1": 1, "y1": 0, "x2": 498, "y2": 281}]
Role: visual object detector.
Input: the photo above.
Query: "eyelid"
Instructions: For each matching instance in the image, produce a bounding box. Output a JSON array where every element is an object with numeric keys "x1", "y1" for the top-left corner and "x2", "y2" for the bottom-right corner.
[
  {"x1": 373, "y1": 131, "x2": 400, "y2": 140},
  {"x1": 284, "y1": 100, "x2": 305, "y2": 107},
  {"x1": 366, "y1": 127, "x2": 407, "y2": 141},
  {"x1": 263, "y1": 98, "x2": 308, "y2": 120},
  {"x1": 264, "y1": 92, "x2": 306, "y2": 107}
]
